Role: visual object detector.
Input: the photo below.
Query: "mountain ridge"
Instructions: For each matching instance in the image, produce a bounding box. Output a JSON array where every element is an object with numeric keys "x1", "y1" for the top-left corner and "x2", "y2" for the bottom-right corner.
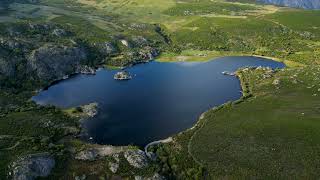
[{"x1": 258, "y1": 0, "x2": 320, "y2": 9}]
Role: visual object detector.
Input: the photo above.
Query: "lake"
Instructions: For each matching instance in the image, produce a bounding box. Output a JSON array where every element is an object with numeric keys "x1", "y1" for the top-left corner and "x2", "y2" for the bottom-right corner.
[{"x1": 32, "y1": 56, "x2": 285, "y2": 146}]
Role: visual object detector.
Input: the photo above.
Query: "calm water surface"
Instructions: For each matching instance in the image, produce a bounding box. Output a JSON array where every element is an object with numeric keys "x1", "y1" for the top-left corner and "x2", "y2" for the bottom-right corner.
[{"x1": 33, "y1": 56, "x2": 285, "y2": 146}]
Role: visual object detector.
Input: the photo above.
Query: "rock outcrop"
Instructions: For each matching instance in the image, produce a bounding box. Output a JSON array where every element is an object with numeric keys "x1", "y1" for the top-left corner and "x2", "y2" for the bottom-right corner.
[
  {"x1": 109, "y1": 153, "x2": 120, "y2": 173},
  {"x1": 10, "y1": 153, "x2": 55, "y2": 180},
  {"x1": 135, "y1": 173, "x2": 166, "y2": 180},
  {"x1": 114, "y1": 71, "x2": 132, "y2": 80},
  {"x1": 75, "y1": 149, "x2": 98, "y2": 161},
  {"x1": 258, "y1": 0, "x2": 320, "y2": 9},
  {"x1": 75, "y1": 145, "x2": 127, "y2": 161},
  {"x1": 27, "y1": 44, "x2": 88, "y2": 81},
  {"x1": 95, "y1": 42, "x2": 118, "y2": 56},
  {"x1": 52, "y1": 28, "x2": 67, "y2": 37},
  {"x1": 0, "y1": 57, "x2": 17, "y2": 77},
  {"x1": 124, "y1": 149, "x2": 149, "y2": 169},
  {"x1": 81, "y1": 103, "x2": 98, "y2": 118}
]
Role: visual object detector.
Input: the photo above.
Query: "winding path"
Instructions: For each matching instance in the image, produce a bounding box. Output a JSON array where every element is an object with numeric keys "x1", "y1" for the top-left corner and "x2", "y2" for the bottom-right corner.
[
  {"x1": 187, "y1": 113, "x2": 208, "y2": 166},
  {"x1": 144, "y1": 137, "x2": 173, "y2": 157}
]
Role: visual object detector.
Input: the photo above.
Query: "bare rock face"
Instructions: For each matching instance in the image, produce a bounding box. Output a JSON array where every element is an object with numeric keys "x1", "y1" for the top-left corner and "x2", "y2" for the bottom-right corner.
[
  {"x1": 109, "y1": 162, "x2": 119, "y2": 173},
  {"x1": 95, "y1": 42, "x2": 118, "y2": 56},
  {"x1": 132, "y1": 36, "x2": 149, "y2": 47},
  {"x1": 75, "y1": 149, "x2": 98, "y2": 161},
  {"x1": 258, "y1": 0, "x2": 320, "y2": 9},
  {"x1": 135, "y1": 173, "x2": 166, "y2": 180},
  {"x1": 0, "y1": 57, "x2": 16, "y2": 77},
  {"x1": 27, "y1": 44, "x2": 88, "y2": 81},
  {"x1": 10, "y1": 153, "x2": 55, "y2": 180},
  {"x1": 109, "y1": 154, "x2": 120, "y2": 173},
  {"x1": 75, "y1": 145, "x2": 126, "y2": 161},
  {"x1": 124, "y1": 149, "x2": 149, "y2": 169}
]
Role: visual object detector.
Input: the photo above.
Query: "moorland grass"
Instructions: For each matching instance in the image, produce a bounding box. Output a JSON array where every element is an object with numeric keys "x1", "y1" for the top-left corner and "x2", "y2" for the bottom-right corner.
[{"x1": 189, "y1": 66, "x2": 320, "y2": 178}]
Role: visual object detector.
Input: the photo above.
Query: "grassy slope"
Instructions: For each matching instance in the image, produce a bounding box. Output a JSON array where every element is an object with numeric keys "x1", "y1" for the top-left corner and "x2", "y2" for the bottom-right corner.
[
  {"x1": 188, "y1": 67, "x2": 320, "y2": 178},
  {"x1": 72, "y1": 0, "x2": 320, "y2": 65},
  {"x1": 116, "y1": 0, "x2": 319, "y2": 66},
  {"x1": 0, "y1": 92, "x2": 79, "y2": 178}
]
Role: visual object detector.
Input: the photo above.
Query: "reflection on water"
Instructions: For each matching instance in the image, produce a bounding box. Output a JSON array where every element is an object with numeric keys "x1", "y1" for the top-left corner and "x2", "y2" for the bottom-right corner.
[{"x1": 33, "y1": 56, "x2": 285, "y2": 146}]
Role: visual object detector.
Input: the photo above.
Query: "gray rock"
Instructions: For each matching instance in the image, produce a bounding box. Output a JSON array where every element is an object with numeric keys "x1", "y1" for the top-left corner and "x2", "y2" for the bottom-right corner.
[
  {"x1": 61, "y1": 126, "x2": 80, "y2": 135},
  {"x1": 75, "y1": 146, "x2": 126, "y2": 161},
  {"x1": 132, "y1": 36, "x2": 148, "y2": 47},
  {"x1": 109, "y1": 162, "x2": 119, "y2": 173},
  {"x1": 27, "y1": 44, "x2": 88, "y2": 81},
  {"x1": 150, "y1": 173, "x2": 166, "y2": 180},
  {"x1": 134, "y1": 173, "x2": 166, "y2": 180},
  {"x1": 76, "y1": 65, "x2": 96, "y2": 75},
  {"x1": 120, "y1": 40, "x2": 130, "y2": 47},
  {"x1": 258, "y1": 0, "x2": 320, "y2": 9},
  {"x1": 75, "y1": 174, "x2": 86, "y2": 180},
  {"x1": 75, "y1": 149, "x2": 98, "y2": 161},
  {"x1": 138, "y1": 46, "x2": 159, "y2": 60},
  {"x1": 124, "y1": 149, "x2": 149, "y2": 169},
  {"x1": 130, "y1": 23, "x2": 147, "y2": 30},
  {"x1": 28, "y1": 23, "x2": 51, "y2": 31},
  {"x1": 11, "y1": 153, "x2": 55, "y2": 180},
  {"x1": 114, "y1": 71, "x2": 132, "y2": 80},
  {"x1": 0, "y1": 57, "x2": 16, "y2": 76},
  {"x1": 93, "y1": 42, "x2": 118, "y2": 57},
  {"x1": 135, "y1": 176, "x2": 144, "y2": 180},
  {"x1": 52, "y1": 29, "x2": 67, "y2": 37},
  {"x1": 109, "y1": 153, "x2": 120, "y2": 173},
  {"x1": 81, "y1": 103, "x2": 98, "y2": 117}
]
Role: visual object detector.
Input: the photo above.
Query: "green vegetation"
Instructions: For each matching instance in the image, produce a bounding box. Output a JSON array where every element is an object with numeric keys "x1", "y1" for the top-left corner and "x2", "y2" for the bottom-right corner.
[
  {"x1": 164, "y1": 1, "x2": 258, "y2": 16},
  {"x1": 186, "y1": 66, "x2": 320, "y2": 178},
  {"x1": 1, "y1": 0, "x2": 320, "y2": 179},
  {"x1": 0, "y1": 91, "x2": 79, "y2": 178}
]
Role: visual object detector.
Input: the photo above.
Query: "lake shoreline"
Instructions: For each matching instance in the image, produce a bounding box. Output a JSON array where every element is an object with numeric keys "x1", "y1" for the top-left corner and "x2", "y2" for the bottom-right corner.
[{"x1": 32, "y1": 56, "x2": 285, "y2": 150}]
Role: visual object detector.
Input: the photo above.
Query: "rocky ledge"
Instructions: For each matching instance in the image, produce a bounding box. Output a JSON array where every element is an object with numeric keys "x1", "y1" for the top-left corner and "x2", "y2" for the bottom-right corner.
[
  {"x1": 75, "y1": 145, "x2": 127, "y2": 161},
  {"x1": 124, "y1": 149, "x2": 149, "y2": 169},
  {"x1": 135, "y1": 173, "x2": 166, "y2": 180},
  {"x1": 75, "y1": 145, "x2": 150, "y2": 172},
  {"x1": 9, "y1": 153, "x2": 55, "y2": 180}
]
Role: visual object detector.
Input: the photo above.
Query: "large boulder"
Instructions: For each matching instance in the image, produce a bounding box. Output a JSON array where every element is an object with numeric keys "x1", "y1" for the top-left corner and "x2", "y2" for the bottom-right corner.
[
  {"x1": 10, "y1": 153, "x2": 55, "y2": 180},
  {"x1": 124, "y1": 149, "x2": 149, "y2": 169}
]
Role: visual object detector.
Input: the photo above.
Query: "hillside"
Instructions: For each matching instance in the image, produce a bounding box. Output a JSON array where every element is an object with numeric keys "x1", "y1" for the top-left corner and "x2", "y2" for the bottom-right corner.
[
  {"x1": 0, "y1": 0, "x2": 320, "y2": 179},
  {"x1": 259, "y1": 0, "x2": 320, "y2": 9}
]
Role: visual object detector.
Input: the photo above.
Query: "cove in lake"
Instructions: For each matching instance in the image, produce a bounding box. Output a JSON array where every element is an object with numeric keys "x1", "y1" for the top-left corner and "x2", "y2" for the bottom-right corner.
[{"x1": 33, "y1": 56, "x2": 285, "y2": 146}]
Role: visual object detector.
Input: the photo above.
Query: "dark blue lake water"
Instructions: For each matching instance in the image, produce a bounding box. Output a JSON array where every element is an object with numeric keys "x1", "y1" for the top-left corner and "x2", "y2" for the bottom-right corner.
[{"x1": 33, "y1": 56, "x2": 285, "y2": 146}]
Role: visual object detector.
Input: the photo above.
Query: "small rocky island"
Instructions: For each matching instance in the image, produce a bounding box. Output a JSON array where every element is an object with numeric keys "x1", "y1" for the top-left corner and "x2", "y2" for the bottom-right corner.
[
  {"x1": 222, "y1": 71, "x2": 236, "y2": 76},
  {"x1": 114, "y1": 71, "x2": 132, "y2": 80}
]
